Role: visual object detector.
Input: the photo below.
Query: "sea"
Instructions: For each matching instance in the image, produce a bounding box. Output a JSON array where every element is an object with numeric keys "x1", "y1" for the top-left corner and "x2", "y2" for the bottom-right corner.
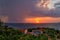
[{"x1": 5, "y1": 23, "x2": 60, "y2": 30}]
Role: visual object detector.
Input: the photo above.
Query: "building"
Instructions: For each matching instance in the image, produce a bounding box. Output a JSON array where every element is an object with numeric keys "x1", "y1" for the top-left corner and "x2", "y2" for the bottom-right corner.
[
  {"x1": 31, "y1": 30, "x2": 43, "y2": 36},
  {"x1": 25, "y1": 27, "x2": 44, "y2": 35},
  {"x1": 20, "y1": 27, "x2": 45, "y2": 35}
]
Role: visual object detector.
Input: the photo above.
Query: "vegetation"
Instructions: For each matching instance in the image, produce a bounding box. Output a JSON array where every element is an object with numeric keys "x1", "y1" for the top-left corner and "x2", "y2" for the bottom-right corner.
[{"x1": 0, "y1": 20, "x2": 60, "y2": 40}]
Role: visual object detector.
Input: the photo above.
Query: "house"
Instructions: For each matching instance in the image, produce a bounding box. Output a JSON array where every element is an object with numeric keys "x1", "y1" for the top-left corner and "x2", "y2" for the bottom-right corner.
[
  {"x1": 31, "y1": 30, "x2": 43, "y2": 36},
  {"x1": 20, "y1": 27, "x2": 45, "y2": 35},
  {"x1": 25, "y1": 27, "x2": 44, "y2": 35},
  {"x1": 20, "y1": 29, "x2": 30, "y2": 34}
]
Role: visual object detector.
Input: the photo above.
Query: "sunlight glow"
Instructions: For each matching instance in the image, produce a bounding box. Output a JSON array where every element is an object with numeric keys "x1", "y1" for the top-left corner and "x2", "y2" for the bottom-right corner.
[
  {"x1": 25, "y1": 17, "x2": 60, "y2": 23},
  {"x1": 25, "y1": 17, "x2": 40, "y2": 23}
]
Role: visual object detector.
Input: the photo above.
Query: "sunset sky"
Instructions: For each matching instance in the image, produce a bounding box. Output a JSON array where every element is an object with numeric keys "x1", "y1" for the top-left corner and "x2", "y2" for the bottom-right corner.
[{"x1": 0, "y1": 0, "x2": 60, "y2": 23}]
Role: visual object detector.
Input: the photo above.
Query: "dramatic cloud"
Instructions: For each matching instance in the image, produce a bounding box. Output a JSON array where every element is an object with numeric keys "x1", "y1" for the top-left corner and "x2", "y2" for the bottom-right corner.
[
  {"x1": 35, "y1": 0, "x2": 50, "y2": 9},
  {"x1": 0, "y1": 0, "x2": 60, "y2": 23}
]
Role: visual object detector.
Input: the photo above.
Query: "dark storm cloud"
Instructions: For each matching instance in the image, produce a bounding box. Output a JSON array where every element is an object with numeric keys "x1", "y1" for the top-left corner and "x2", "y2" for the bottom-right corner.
[{"x1": 0, "y1": 0, "x2": 60, "y2": 23}]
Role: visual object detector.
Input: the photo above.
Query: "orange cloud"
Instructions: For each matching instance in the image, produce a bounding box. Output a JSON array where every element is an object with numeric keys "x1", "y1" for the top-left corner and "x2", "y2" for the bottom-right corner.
[
  {"x1": 24, "y1": 17, "x2": 60, "y2": 23},
  {"x1": 25, "y1": 17, "x2": 40, "y2": 23}
]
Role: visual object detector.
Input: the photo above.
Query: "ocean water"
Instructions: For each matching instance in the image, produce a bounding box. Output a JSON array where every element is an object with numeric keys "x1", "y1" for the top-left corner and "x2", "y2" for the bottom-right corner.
[{"x1": 5, "y1": 23, "x2": 60, "y2": 30}]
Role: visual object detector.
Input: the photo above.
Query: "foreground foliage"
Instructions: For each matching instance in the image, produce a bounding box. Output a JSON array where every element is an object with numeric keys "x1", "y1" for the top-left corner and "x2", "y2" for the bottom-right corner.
[
  {"x1": 0, "y1": 20, "x2": 60, "y2": 40},
  {"x1": 0, "y1": 26, "x2": 60, "y2": 40}
]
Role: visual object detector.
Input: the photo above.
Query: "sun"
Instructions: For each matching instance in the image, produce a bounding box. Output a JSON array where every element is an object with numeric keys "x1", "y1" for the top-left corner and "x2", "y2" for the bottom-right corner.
[
  {"x1": 25, "y1": 17, "x2": 40, "y2": 23},
  {"x1": 36, "y1": 20, "x2": 40, "y2": 23},
  {"x1": 35, "y1": 18, "x2": 40, "y2": 23}
]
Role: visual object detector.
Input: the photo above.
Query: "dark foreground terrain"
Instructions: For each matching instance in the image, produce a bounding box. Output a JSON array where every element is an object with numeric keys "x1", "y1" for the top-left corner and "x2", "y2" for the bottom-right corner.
[
  {"x1": 0, "y1": 20, "x2": 60, "y2": 40},
  {"x1": 0, "y1": 25, "x2": 60, "y2": 40}
]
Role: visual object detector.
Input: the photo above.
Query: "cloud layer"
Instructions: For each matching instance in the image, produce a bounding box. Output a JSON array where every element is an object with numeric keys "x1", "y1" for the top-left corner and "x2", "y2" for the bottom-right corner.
[{"x1": 0, "y1": 0, "x2": 60, "y2": 23}]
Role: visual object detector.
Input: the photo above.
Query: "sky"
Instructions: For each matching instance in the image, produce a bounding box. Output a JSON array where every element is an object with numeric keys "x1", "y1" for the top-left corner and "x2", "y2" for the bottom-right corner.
[{"x1": 0, "y1": 0, "x2": 60, "y2": 23}]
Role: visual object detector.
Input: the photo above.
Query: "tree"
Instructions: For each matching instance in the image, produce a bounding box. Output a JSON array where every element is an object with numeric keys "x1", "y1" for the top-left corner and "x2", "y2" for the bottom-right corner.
[
  {"x1": 0, "y1": 19, "x2": 3, "y2": 26},
  {"x1": 40, "y1": 34, "x2": 48, "y2": 40}
]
